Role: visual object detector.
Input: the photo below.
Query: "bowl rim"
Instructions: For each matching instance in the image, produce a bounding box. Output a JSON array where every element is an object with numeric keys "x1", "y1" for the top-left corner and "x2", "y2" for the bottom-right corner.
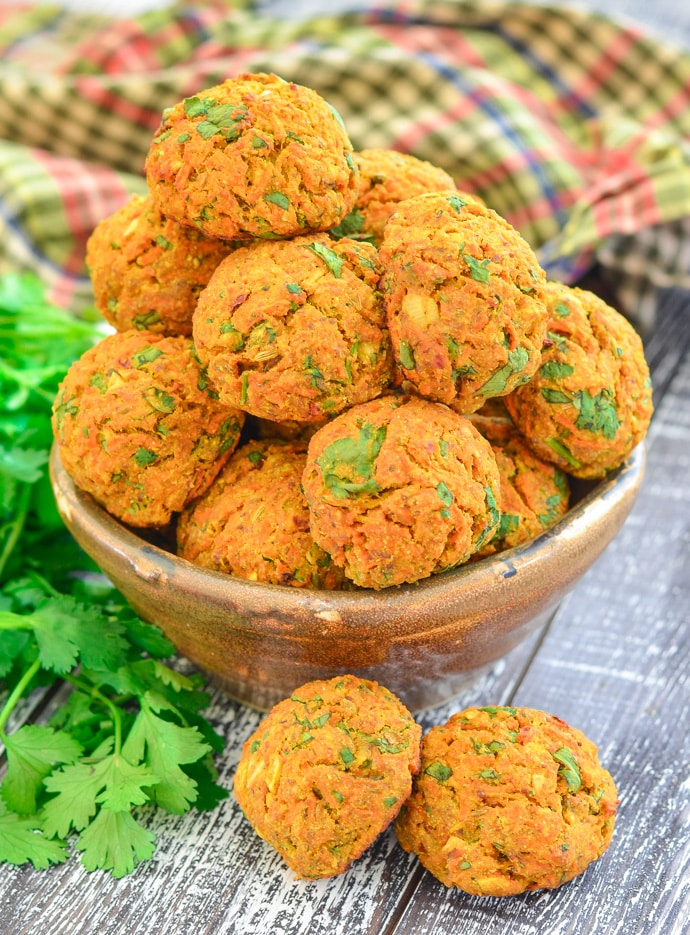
[{"x1": 49, "y1": 440, "x2": 646, "y2": 631}]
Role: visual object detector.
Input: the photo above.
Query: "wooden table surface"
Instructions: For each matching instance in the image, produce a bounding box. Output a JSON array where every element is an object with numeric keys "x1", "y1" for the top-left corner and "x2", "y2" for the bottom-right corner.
[{"x1": 1, "y1": 281, "x2": 689, "y2": 934}]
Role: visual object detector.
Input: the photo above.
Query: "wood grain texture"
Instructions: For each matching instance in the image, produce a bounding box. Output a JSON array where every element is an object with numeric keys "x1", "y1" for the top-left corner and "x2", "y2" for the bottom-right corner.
[{"x1": 2, "y1": 295, "x2": 689, "y2": 934}]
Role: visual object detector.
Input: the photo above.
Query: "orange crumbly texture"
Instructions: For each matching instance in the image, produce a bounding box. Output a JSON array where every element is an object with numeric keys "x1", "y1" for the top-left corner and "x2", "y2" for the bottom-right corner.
[
  {"x1": 51, "y1": 331, "x2": 244, "y2": 527},
  {"x1": 332, "y1": 149, "x2": 457, "y2": 245},
  {"x1": 469, "y1": 416, "x2": 570, "y2": 558},
  {"x1": 233, "y1": 674, "x2": 422, "y2": 879},
  {"x1": 86, "y1": 194, "x2": 234, "y2": 336},
  {"x1": 177, "y1": 439, "x2": 345, "y2": 589},
  {"x1": 301, "y1": 395, "x2": 501, "y2": 589},
  {"x1": 380, "y1": 191, "x2": 548, "y2": 414},
  {"x1": 504, "y1": 281, "x2": 654, "y2": 479},
  {"x1": 395, "y1": 705, "x2": 619, "y2": 896},
  {"x1": 145, "y1": 72, "x2": 358, "y2": 241},
  {"x1": 192, "y1": 233, "x2": 392, "y2": 421}
]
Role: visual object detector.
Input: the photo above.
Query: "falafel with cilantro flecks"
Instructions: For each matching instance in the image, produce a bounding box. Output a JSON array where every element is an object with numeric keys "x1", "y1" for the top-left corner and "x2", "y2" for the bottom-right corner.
[
  {"x1": 503, "y1": 280, "x2": 653, "y2": 479},
  {"x1": 302, "y1": 394, "x2": 501, "y2": 589},
  {"x1": 52, "y1": 330, "x2": 244, "y2": 528},
  {"x1": 145, "y1": 72, "x2": 358, "y2": 241},
  {"x1": 176, "y1": 438, "x2": 345, "y2": 589},
  {"x1": 379, "y1": 190, "x2": 548, "y2": 414},
  {"x1": 395, "y1": 705, "x2": 618, "y2": 895},
  {"x1": 233, "y1": 674, "x2": 422, "y2": 879}
]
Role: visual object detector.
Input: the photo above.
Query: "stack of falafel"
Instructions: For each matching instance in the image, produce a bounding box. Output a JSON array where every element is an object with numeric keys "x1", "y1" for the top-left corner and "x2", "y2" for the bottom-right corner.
[{"x1": 52, "y1": 71, "x2": 653, "y2": 591}]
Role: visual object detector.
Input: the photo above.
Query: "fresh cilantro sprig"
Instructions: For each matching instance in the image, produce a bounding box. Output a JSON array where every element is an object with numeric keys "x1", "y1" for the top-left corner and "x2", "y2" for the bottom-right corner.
[{"x1": 0, "y1": 272, "x2": 228, "y2": 877}]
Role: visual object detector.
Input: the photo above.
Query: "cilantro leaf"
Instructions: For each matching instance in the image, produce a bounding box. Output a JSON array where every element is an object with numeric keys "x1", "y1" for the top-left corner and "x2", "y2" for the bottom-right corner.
[
  {"x1": 1, "y1": 725, "x2": 83, "y2": 814},
  {"x1": 122, "y1": 694, "x2": 211, "y2": 814},
  {"x1": 76, "y1": 808, "x2": 156, "y2": 878},
  {"x1": 0, "y1": 802, "x2": 68, "y2": 869},
  {"x1": 42, "y1": 747, "x2": 159, "y2": 837},
  {"x1": 0, "y1": 595, "x2": 128, "y2": 674}
]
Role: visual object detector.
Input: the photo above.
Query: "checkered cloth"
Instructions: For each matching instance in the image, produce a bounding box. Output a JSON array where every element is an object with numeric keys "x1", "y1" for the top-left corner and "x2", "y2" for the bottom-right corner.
[{"x1": 2, "y1": 0, "x2": 690, "y2": 330}]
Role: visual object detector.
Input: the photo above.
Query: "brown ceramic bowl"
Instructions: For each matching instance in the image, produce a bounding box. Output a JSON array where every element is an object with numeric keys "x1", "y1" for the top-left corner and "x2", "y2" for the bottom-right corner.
[{"x1": 49, "y1": 442, "x2": 645, "y2": 712}]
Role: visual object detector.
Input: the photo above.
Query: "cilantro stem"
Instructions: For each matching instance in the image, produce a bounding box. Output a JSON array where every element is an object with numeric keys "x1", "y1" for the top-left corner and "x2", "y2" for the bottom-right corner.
[
  {"x1": 62, "y1": 674, "x2": 124, "y2": 754},
  {"x1": 26, "y1": 570, "x2": 60, "y2": 598},
  {"x1": 0, "y1": 482, "x2": 31, "y2": 581},
  {"x1": 0, "y1": 657, "x2": 42, "y2": 739}
]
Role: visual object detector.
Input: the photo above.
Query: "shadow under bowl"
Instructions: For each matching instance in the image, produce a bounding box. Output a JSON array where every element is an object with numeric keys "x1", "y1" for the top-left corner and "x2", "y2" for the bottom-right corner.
[{"x1": 49, "y1": 442, "x2": 645, "y2": 712}]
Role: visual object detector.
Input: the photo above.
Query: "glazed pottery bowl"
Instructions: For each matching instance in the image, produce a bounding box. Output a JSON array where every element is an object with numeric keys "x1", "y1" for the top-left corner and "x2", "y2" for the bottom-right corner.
[{"x1": 49, "y1": 442, "x2": 645, "y2": 712}]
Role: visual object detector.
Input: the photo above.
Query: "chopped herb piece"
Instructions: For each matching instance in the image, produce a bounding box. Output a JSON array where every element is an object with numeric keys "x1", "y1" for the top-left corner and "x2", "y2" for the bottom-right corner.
[
  {"x1": 478, "y1": 769, "x2": 501, "y2": 780},
  {"x1": 447, "y1": 195, "x2": 467, "y2": 213},
  {"x1": 554, "y1": 302, "x2": 570, "y2": 318},
  {"x1": 154, "y1": 235, "x2": 173, "y2": 251},
  {"x1": 541, "y1": 388, "x2": 572, "y2": 405},
  {"x1": 239, "y1": 372, "x2": 249, "y2": 405},
  {"x1": 478, "y1": 347, "x2": 530, "y2": 396},
  {"x1": 330, "y1": 210, "x2": 367, "y2": 240},
  {"x1": 552, "y1": 746, "x2": 582, "y2": 793},
  {"x1": 264, "y1": 191, "x2": 290, "y2": 211},
  {"x1": 436, "y1": 482, "x2": 454, "y2": 519},
  {"x1": 462, "y1": 252, "x2": 491, "y2": 283},
  {"x1": 546, "y1": 437, "x2": 581, "y2": 468},
  {"x1": 133, "y1": 311, "x2": 161, "y2": 330},
  {"x1": 573, "y1": 389, "x2": 620, "y2": 439},
  {"x1": 496, "y1": 513, "x2": 520, "y2": 539},
  {"x1": 383, "y1": 796, "x2": 398, "y2": 808},
  {"x1": 183, "y1": 96, "x2": 206, "y2": 119},
  {"x1": 540, "y1": 361, "x2": 574, "y2": 380},
  {"x1": 308, "y1": 242, "x2": 343, "y2": 278},
  {"x1": 460, "y1": 860, "x2": 472, "y2": 870},
  {"x1": 425, "y1": 761, "x2": 453, "y2": 783},
  {"x1": 144, "y1": 387, "x2": 175, "y2": 414},
  {"x1": 479, "y1": 706, "x2": 518, "y2": 717},
  {"x1": 340, "y1": 748, "x2": 355, "y2": 766},
  {"x1": 286, "y1": 282, "x2": 302, "y2": 294},
  {"x1": 247, "y1": 450, "x2": 262, "y2": 465},
  {"x1": 316, "y1": 421, "x2": 387, "y2": 499},
  {"x1": 133, "y1": 448, "x2": 157, "y2": 467},
  {"x1": 132, "y1": 346, "x2": 162, "y2": 367},
  {"x1": 399, "y1": 340, "x2": 416, "y2": 370},
  {"x1": 89, "y1": 373, "x2": 107, "y2": 394}
]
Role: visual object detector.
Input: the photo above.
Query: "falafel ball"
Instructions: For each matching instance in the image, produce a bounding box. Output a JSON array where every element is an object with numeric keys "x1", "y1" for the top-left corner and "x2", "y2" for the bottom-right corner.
[
  {"x1": 52, "y1": 330, "x2": 244, "y2": 527},
  {"x1": 145, "y1": 72, "x2": 358, "y2": 241},
  {"x1": 395, "y1": 705, "x2": 618, "y2": 896},
  {"x1": 379, "y1": 191, "x2": 548, "y2": 414},
  {"x1": 503, "y1": 281, "x2": 654, "y2": 479},
  {"x1": 176, "y1": 439, "x2": 344, "y2": 589},
  {"x1": 469, "y1": 416, "x2": 570, "y2": 558},
  {"x1": 233, "y1": 674, "x2": 422, "y2": 879},
  {"x1": 331, "y1": 149, "x2": 457, "y2": 245},
  {"x1": 86, "y1": 194, "x2": 234, "y2": 337},
  {"x1": 301, "y1": 395, "x2": 501, "y2": 589},
  {"x1": 192, "y1": 233, "x2": 393, "y2": 422}
]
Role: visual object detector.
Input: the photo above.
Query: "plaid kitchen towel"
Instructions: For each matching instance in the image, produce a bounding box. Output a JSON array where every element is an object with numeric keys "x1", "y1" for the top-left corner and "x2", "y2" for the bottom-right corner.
[{"x1": 1, "y1": 0, "x2": 690, "y2": 330}]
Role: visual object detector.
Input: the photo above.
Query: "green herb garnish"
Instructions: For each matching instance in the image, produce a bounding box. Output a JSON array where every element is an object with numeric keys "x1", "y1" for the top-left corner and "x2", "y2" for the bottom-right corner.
[{"x1": 0, "y1": 273, "x2": 227, "y2": 878}]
